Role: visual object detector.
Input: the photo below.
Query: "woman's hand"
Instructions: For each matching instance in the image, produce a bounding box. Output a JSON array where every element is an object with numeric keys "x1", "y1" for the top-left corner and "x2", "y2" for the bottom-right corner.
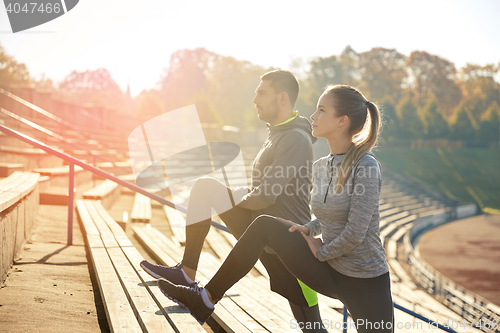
[
  {"x1": 301, "y1": 233, "x2": 323, "y2": 259},
  {"x1": 276, "y1": 217, "x2": 310, "y2": 235}
]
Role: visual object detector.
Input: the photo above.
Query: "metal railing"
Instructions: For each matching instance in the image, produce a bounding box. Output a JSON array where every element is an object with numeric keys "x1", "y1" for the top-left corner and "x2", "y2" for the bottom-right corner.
[
  {"x1": 0, "y1": 124, "x2": 229, "y2": 246},
  {"x1": 0, "y1": 87, "x2": 123, "y2": 150},
  {"x1": 0, "y1": 107, "x2": 131, "y2": 175}
]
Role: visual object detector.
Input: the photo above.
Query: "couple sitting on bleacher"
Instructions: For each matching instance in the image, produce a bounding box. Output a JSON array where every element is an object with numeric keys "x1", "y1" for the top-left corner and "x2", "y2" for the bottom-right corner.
[{"x1": 141, "y1": 70, "x2": 394, "y2": 333}]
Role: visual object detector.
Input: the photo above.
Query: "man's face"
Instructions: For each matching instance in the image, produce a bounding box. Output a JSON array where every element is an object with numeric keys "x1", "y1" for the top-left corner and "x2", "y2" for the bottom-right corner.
[{"x1": 253, "y1": 80, "x2": 279, "y2": 124}]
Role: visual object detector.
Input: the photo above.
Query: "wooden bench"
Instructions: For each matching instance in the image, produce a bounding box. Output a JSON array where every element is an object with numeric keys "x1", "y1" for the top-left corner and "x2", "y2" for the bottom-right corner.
[
  {"x1": 130, "y1": 193, "x2": 152, "y2": 223},
  {"x1": 382, "y1": 195, "x2": 415, "y2": 204},
  {"x1": 33, "y1": 165, "x2": 92, "y2": 188},
  {"x1": 163, "y1": 205, "x2": 187, "y2": 245},
  {"x1": 0, "y1": 171, "x2": 39, "y2": 283},
  {"x1": 0, "y1": 162, "x2": 23, "y2": 177},
  {"x1": 380, "y1": 214, "x2": 417, "y2": 242},
  {"x1": 0, "y1": 144, "x2": 63, "y2": 169},
  {"x1": 82, "y1": 179, "x2": 121, "y2": 209},
  {"x1": 380, "y1": 211, "x2": 409, "y2": 228},
  {"x1": 380, "y1": 207, "x2": 402, "y2": 219},
  {"x1": 75, "y1": 199, "x2": 205, "y2": 333},
  {"x1": 379, "y1": 191, "x2": 407, "y2": 200}
]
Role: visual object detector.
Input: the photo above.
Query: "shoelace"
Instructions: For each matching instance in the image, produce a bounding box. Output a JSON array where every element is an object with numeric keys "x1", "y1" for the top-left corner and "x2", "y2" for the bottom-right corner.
[{"x1": 189, "y1": 284, "x2": 203, "y2": 295}]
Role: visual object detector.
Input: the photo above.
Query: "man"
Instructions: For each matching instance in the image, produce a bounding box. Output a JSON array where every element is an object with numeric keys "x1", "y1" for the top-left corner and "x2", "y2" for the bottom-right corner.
[{"x1": 141, "y1": 69, "x2": 326, "y2": 332}]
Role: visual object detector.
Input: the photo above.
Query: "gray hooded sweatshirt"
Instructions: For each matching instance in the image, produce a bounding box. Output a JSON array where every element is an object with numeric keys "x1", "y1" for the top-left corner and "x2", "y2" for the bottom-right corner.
[
  {"x1": 305, "y1": 151, "x2": 389, "y2": 278},
  {"x1": 238, "y1": 114, "x2": 316, "y2": 224}
]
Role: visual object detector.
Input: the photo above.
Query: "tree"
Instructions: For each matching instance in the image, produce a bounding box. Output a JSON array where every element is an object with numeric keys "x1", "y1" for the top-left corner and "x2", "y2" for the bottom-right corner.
[
  {"x1": 133, "y1": 89, "x2": 165, "y2": 118},
  {"x1": 158, "y1": 48, "x2": 269, "y2": 127},
  {"x1": 338, "y1": 46, "x2": 360, "y2": 86},
  {"x1": 450, "y1": 106, "x2": 477, "y2": 141},
  {"x1": 459, "y1": 63, "x2": 500, "y2": 122},
  {"x1": 398, "y1": 98, "x2": 424, "y2": 139},
  {"x1": 308, "y1": 55, "x2": 347, "y2": 91},
  {"x1": 205, "y1": 55, "x2": 267, "y2": 127},
  {"x1": 33, "y1": 73, "x2": 55, "y2": 91},
  {"x1": 408, "y1": 51, "x2": 462, "y2": 115},
  {"x1": 0, "y1": 43, "x2": 30, "y2": 85},
  {"x1": 158, "y1": 48, "x2": 216, "y2": 112},
  {"x1": 478, "y1": 101, "x2": 500, "y2": 142},
  {"x1": 357, "y1": 48, "x2": 407, "y2": 103},
  {"x1": 57, "y1": 68, "x2": 127, "y2": 112},
  {"x1": 422, "y1": 100, "x2": 450, "y2": 139}
]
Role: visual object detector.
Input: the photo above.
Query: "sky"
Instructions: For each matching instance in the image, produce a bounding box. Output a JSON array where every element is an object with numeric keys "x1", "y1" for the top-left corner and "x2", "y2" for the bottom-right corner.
[{"x1": 0, "y1": 0, "x2": 499, "y2": 98}]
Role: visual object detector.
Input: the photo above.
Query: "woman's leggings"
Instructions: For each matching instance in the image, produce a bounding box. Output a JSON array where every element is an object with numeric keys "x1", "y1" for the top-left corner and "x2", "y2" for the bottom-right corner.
[
  {"x1": 181, "y1": 177, "x2": 328, "y2": 332},
  {"x1": 205, "y1": 215, "x2": 395, "y2": 333}
]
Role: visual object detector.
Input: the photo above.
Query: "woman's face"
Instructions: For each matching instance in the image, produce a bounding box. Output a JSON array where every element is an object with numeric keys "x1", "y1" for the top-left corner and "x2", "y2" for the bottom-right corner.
[{"x1": 310, "y1": 93, "x2": 345, "y2": 139}]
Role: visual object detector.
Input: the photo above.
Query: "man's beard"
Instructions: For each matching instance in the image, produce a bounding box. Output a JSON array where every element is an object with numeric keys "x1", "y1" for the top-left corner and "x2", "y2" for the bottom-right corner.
[{"x1": 259, "y1": 100, "x2": 279, "y2": 124}]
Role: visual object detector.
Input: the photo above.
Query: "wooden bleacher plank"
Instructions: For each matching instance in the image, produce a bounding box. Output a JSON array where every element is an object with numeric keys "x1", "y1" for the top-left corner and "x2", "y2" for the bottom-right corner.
[
  {"x1": 383, "y1": 195, "x2": 414, "y2": 204},
  {"x1": 388, "y1": 259, "x2": 413, "y2": 283},
  {"x1": 390, "y1": 224, "x2": 413, "y2": 243},
  {"x1": 380, "y1": 211, "x2": 409, "y2": 228},
  {"x1": 163, "y1": 205, "x2": 187, "y2": 245},
  {"x1": 130, "y1": 193, "x2": 152, "y2": 222},
  {"x1": 380, "y1": 214, "x2": 417, "y2": 242},
  {"x1": 0, "y1": 191, "x2": 21, "y2": 213},
  {"x1": 82, "y1": 179, "x2": 121, "y2": 209},
  {"x1": 385, "y1": 240, "x2": 398, "y2": 259},
  {"x1": 84, "y1": 201, "x2": 175, "y2": 333},
  {"x1": 83, "y1": 179, "x2": 119, "y2": 199},
  {"x1": 0, "y1": 171, "x2": 30, "y2": 193},
  {"x1": 379, "y1": 191, "x2": 407, "y2": 199},
  {"x1": 0, "y1": 162, "x2": 23, "y2": 177},
  {"x1": 91, "y1": 201, "x2": 206, "y2": 333},
  {"x1": 0, "y1": 172, "x2": 39, "y2": 212},
  {"x1": 9, "y1": 173, "x2": 39, "y2": 197},
  {"x1": 380, "y1": 207, "x2": 401, "y2": 218},
  {"x1": 133, "y1": 226, "x2": 263, "y2": 333},
  {"x1": 76, "y1": 200, "x2": 143, "y2": 333}
]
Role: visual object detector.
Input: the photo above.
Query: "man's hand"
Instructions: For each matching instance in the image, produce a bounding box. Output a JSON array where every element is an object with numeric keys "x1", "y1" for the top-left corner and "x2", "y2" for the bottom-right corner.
[
  {"x1": 275, "y1": 217, "x2": 310, "y2": 235},
  {"x1": 300, "y1": 233, "x2": 323, "y2": 259}
]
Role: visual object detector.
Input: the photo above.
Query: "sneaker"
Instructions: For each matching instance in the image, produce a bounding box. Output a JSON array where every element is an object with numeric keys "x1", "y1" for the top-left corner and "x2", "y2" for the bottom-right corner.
[
  {"x1": 140, "y1": 260, "x2": 195, "y2": 287},
  {"x1": 158, "y1": 279, "x2": 214, "y2": 324}
]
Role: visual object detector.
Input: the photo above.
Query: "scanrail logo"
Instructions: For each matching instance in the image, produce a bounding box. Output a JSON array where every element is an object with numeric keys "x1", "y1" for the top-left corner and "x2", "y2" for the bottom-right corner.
[{"x1": 3, "y1": 0, "x2": 79, "y2": 33}]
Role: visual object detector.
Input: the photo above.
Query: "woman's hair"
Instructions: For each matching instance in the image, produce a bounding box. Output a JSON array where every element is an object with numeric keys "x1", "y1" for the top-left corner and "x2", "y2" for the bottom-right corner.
[{"x1": 324, "y1": 85, "x2": 382, "y2": 194}]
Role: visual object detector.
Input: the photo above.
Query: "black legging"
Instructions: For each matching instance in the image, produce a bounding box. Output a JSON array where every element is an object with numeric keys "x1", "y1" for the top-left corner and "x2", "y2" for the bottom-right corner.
[
  {"x1": 181, "y1": 177, "x2": 327, "y2": 332},
  {"x1": 205, "y1": 215, "x2": 395, "y2": 333}
]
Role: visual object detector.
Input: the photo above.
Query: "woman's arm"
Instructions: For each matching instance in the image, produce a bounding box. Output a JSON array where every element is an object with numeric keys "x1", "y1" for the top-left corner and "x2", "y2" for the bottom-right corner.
[
  {"x1": 303, "y1": 218, "x2": 321, "y2": 237},
  {"x1": 276, "y1": 217, "x2": 310, "y2": 235}
]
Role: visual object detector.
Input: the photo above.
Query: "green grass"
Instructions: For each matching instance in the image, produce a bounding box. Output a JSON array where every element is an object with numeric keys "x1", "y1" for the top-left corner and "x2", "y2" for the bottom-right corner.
[{"x1": 374, "y1": 147, "x2": 500, "y2": 211}]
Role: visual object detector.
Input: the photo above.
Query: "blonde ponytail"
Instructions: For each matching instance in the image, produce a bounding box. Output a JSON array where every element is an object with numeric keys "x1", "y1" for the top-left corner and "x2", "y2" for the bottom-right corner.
[{"x1": 324, "y1": 86, "x2": 382, "y2": 194}]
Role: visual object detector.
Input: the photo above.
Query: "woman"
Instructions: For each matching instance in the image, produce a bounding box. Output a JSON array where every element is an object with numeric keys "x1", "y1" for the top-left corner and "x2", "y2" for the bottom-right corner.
[{"x1": 158, "y1": 85, "x2": 394, "y2": 333}]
